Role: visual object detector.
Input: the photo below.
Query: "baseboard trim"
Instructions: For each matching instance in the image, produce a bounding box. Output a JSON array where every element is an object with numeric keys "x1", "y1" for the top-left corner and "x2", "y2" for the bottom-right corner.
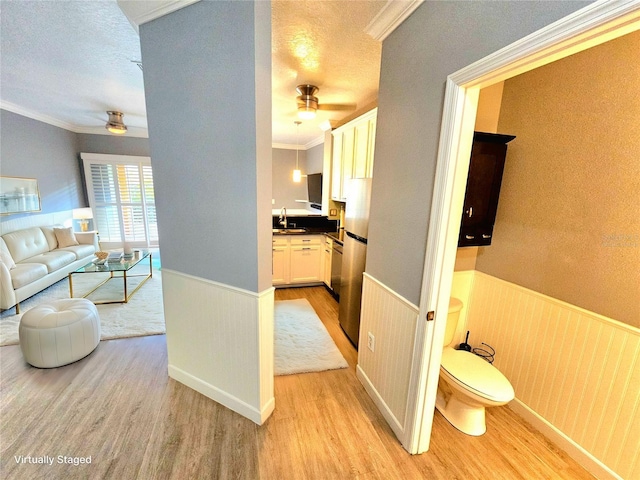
[
  {"x1": 356, "y1": 365, "x2": 405, "y2": 442},
  {"x1": 508, "y1": 399, "x2": 621, "y2": 480},
  {"x1": 168, "y1": 364, "x2": 272, "y2": 425}
]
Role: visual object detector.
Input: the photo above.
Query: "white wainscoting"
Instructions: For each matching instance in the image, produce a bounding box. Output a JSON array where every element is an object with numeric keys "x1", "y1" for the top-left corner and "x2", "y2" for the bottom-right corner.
[
  {"x1": 161, "y1": 269, "x2": 275, "y2": 425},
  {"x1": 0, "y1": 210, "x2": 74, "y2": 234},
  {"x1": 452, "y1": 270, "x2": 639, "y2": 480},
  {"x1": 357, "y1": 273, "x2": 420, "y2": 443}
]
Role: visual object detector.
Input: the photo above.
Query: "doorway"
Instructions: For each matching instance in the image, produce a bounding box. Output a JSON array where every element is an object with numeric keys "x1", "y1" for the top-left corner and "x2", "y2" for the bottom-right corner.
[{"x1": 407, "y1": 0, "x2": 640, "y2": 457}]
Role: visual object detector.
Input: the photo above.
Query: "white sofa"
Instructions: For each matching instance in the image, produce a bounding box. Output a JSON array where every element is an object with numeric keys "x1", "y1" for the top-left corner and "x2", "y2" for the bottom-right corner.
[{"x1": 0, "y1": 226, "x2": 99, "y2": 312}]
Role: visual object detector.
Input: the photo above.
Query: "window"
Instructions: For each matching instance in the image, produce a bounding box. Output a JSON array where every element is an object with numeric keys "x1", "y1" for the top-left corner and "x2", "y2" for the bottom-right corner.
[{"x1": 81, "y1": 153, "x2": 158, "y2": 249}]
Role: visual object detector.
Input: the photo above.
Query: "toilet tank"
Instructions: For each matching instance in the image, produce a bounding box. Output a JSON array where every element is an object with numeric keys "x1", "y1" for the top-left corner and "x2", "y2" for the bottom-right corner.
[{"x1": 444, "y1": 298, "x2": 463, "y2": 346}]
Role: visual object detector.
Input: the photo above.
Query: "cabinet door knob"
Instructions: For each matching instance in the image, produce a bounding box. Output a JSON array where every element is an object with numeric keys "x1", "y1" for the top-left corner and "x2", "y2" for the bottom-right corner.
[
  {"x1": 465, "y1": 206, "x2": 473, "y2": 218},
  {"x1": 482, "y1": 234, "x2": 491, "y2": 239},
  {"x1": 465, "y1": 234, "x2": 475, "y2": 240}
]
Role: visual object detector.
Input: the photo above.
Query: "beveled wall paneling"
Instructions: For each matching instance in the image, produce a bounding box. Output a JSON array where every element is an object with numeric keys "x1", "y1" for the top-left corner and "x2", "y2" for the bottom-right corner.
[
  {"x1": 162, "y1": 269, "x2": 275, "y2": 424},
  {"x1": 357, "y1": 273, "x2": 420, "y2": 440},
  {"x1": 460, "y1": 271, "x2": 639, "y2": 479}
]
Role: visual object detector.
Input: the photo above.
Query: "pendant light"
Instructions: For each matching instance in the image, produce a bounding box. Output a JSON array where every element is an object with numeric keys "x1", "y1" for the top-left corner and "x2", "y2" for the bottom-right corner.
[{"x1": 293, "y1": 120, "x2": 302, "y2": 183}]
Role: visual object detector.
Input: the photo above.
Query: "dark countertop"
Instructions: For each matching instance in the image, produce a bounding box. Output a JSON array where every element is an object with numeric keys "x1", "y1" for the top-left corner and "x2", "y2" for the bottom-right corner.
[
  {"x1": 326, "y1": 231, "x2": 344, "y2": 245},
  {"x1": 272, "y1": 228, "x2": 344, "y2": 245}
]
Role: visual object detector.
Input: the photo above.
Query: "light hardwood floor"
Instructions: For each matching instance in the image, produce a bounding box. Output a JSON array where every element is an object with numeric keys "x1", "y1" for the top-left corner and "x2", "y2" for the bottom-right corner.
[{"x1": 0, "y1": 286, "x2": 594, "y2": 479}]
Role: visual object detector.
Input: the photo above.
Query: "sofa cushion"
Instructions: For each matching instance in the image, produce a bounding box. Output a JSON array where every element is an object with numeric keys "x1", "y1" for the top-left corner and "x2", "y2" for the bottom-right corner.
[
  {"x1": 54, "y1": 227, "x2": 79, "y2": 248},
  {"x1": 10, "y1": 263, "x2": 48, "y2": 289},
  {"x1": 39, "y1": 226, "x2": 61, "y2": 250},
  {"x1": 59, "y1": 244, "x2": 95, "y2": 260},
  {"x1": 2, "y1": 227, "x2": 50, "y2": 263},
  {"x1": 0, "y1": 239, "x2": 16, "y2": 269},
  {"x1": 22, "y1": 250, "x2": 77, "y2": 273}
]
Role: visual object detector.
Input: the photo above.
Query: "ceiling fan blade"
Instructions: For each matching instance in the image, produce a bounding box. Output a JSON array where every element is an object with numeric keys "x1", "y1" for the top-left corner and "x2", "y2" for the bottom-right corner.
[{"x1": 317, "y1": 103, "x2": 357, "y2": 111}]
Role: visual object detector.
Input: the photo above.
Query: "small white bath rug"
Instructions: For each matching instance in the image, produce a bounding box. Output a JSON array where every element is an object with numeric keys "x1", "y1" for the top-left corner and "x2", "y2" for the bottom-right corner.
[
  {"x1": 0, "y1": 264, "x2": 165, "y2": 347},
  {"x1": 274, "y1": 298, "x2": 348, "y2": 376}
]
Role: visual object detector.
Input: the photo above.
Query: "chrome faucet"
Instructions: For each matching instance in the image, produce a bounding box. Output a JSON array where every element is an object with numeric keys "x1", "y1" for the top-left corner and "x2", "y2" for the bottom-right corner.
[{"x1": 279, "y1": 207, "x2": 287, "y2": 229}]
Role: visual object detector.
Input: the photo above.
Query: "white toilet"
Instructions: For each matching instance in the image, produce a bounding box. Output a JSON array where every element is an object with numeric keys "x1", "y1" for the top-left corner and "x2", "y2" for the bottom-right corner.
[{"x1": 435, "y1": 298, "x2": 515, "y2": 436}]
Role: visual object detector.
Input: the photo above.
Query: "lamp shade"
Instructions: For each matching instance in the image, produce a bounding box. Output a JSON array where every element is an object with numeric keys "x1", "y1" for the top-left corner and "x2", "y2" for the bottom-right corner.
[
  {"x1": 73, "y1": 208, "x2": 93, "y2": 220},
  {"x1": 73, "y1": 208, "x2": 93, "y2": 232}
]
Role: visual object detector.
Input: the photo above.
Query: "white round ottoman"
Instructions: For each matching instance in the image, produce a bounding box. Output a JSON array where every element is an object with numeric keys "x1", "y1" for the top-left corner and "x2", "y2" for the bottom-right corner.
[{"x1": 19, "y1": 298, "x2": 101, "y2": 368}]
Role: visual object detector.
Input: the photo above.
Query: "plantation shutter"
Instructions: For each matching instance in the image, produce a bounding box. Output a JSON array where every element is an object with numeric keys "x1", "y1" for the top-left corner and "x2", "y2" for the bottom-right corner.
[{"x1": 82, "y1": 154, "x2": 158, "y2": 248}]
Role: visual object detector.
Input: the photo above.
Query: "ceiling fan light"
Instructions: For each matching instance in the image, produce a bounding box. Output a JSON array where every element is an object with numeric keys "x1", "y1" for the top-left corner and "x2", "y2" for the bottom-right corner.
[
  {"x1": 297, "y1": 107, "x2": 316, "y2": 120},
  {"x1": 105, "y1": 111, "x2": 128, "y2": 135}
]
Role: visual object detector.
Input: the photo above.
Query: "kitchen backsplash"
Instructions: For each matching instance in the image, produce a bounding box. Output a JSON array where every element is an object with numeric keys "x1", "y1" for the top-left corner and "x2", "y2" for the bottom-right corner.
[{"x1": 272, "y1": 215, "x2": 338, "y2": 232}]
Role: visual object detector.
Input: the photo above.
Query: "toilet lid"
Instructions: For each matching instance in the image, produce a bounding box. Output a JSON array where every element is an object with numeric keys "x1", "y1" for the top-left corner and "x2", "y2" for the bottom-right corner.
[{"x1": 440, "y1": 348, "x2": 514, "y2": 402}]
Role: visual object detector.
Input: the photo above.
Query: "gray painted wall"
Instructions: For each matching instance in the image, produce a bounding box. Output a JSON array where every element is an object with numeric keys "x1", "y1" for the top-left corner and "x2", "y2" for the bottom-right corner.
[
  {"x1": 306, "y1": 142, "x2": 324, "y2": 174},
  {"x1": 0, "y1": 109, "x2": 84, "y2": 221},
  {"x1": 77, "y1": 133, "x2": 150, "y2": 157},
  {"x1": 272, "y1": 148, "x2": 307, "y2": 209},
  {"x1": 140, "y1": 0, "x2": 272, "y2": 292},
  {"x1": 367, "y1": 0, "x2": 591, "y2": 305}
]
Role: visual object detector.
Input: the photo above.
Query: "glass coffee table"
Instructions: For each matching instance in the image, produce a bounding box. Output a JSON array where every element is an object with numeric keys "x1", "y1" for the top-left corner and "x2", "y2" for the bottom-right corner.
[{"x1": 69, "y1": 250, "x2": 153, "y2": 304}]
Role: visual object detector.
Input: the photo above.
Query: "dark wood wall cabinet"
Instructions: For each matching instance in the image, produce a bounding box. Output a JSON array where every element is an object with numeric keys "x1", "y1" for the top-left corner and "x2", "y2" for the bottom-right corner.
[{"x1": 458, "y1": 131, "x2": 515, "y2": 247}]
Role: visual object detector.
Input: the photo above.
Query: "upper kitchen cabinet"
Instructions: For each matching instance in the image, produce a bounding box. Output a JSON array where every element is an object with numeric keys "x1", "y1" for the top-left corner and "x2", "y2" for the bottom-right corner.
[
  {"x1": 458, "y1": 131, "x2": 515, "y2": 247},
  {"x1": 331, "y1": 108, "x2": 377, "y2": 201}
]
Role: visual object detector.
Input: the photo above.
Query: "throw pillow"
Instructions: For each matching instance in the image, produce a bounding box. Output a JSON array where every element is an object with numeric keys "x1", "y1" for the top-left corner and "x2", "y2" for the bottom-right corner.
[{"x1": 54, "y1": 227, "x2": 79, "y2": 248}]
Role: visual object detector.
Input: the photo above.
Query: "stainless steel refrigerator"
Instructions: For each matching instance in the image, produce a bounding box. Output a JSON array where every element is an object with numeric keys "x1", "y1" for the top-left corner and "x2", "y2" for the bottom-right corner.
[{"x1": 338, "y1": 178, "x2": 372, "y2": 348}]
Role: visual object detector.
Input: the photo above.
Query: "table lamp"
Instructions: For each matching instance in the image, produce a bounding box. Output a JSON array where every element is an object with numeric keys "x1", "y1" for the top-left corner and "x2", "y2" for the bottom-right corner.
[{"x1": 73, "y1": 208, "x2": 93, "y2": 232}]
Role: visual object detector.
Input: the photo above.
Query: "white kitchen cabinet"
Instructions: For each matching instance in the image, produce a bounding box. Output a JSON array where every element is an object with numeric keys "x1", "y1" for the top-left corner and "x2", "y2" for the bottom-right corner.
[
  {"x1": 323, "y1": 236, "x2": 333, "y2": 287},
  {"x1": 290, "y1": 245, "x2": 322, "y2": 283},
  {"x1": 331, "y1": 108, "x2": 377, "y2": 201},
  {"x1": 341, "y1": 128, "x2": 355, "y2": 199},
  {"x1": 272, "y1": 236, "x2": 290, "y2": 285},
  {"x1": 366, "y1": 116, "x2": 376, "y2": 178},
  {"x1": 272, "y1": 234, "x2": 324, "y2": 286},
  {"x1": 331, "y1": 133, "x2": 343, "y2": 201},
  {"x1": 353, "y1": 122, "x2": 370, "y2": 178}
]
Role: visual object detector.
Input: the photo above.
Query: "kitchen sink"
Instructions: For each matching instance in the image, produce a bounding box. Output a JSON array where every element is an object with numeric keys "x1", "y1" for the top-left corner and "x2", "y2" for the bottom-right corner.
[{"x1": 272, "y1": 228, "x2": 308, "y2": 234}]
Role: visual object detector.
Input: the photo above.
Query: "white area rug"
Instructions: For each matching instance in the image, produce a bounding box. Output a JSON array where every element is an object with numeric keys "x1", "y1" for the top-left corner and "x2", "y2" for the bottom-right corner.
[
  {"x1": 274, "y1": 298, "x2": 348, "y2": 376},
  {"x1": 0, "y1": 264, "x2": 165, "y2": 347}
]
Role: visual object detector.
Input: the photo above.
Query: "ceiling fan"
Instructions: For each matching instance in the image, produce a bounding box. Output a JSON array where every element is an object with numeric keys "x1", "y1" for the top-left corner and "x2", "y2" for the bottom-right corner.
[{"x1": 296, "y1": 84, "x2": 356, "y2": 120}]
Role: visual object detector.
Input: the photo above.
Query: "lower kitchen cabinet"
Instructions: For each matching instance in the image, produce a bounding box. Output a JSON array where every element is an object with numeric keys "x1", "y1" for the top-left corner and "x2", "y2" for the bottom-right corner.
[
  {"x1": 323, "y1": 236, "x2": 333, "y2": 287},
  {"x1": 272, "y1": 235, "x2": 324, "y2": 286},
  {"x1": 272, "y1": 246, "x2": 289, "y2": 285}
]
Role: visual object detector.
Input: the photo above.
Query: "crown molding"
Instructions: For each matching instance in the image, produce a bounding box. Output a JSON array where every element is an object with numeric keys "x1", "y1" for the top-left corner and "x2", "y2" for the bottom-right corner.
[
  {"x1": 365, "y1": 0, "x2": 424, "y2": 41},
  {"x1": 1, "y1": 101, "x2": 77, "y2": 131},
  {"x1": 117, "y1": 0, "x2": 201, "y2": 33},
  {"x1": 272, "y1": 134, "x2": 325, "y2": 151},
  {"x1": 1, "y1": 102, "x2": 149, "y2": 138},
  {"x1": 305, "y1": 135, "x2": 325, "y2": 150}
]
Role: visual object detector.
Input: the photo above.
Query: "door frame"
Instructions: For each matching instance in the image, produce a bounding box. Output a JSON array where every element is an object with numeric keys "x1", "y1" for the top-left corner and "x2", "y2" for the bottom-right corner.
[{"x1": 404, "y1": 0, "x2": 640, "y2": 454}]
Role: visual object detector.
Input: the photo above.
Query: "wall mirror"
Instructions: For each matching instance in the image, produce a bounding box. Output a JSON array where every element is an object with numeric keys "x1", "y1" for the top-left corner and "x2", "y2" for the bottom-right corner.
[{"x1": 0, "y1": 176, "x2": 41, "y2": 215}]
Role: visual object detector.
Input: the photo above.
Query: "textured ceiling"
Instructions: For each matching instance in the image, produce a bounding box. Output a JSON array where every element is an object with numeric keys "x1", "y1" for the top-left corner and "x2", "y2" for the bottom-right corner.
[
  {"x1": 0, "y1": 0, "x2": 384, "y2": 145},
  {"x1": 0, "y1": 0, "x2": 147, "y2": 136},
  {"x1": 272, "y1": 0, "x2": 384, "y2": 145}
]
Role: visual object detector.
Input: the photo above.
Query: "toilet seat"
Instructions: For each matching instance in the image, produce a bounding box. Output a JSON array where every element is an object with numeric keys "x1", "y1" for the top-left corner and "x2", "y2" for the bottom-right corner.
[{"x1": 440, "y1": 348, "x2": 514, "y2": 403}]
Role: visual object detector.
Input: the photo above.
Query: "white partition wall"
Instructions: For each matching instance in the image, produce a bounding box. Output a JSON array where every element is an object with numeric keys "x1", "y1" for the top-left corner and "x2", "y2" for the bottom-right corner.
[{"x1": 138, "y1": 1, "x2": 274, "y2": 424}]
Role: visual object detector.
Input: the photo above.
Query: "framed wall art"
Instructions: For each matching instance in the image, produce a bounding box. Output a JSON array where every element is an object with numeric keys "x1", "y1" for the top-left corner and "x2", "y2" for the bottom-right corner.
[{"x1": 0, "y1": 176, "x2": 41, "y2": 215}]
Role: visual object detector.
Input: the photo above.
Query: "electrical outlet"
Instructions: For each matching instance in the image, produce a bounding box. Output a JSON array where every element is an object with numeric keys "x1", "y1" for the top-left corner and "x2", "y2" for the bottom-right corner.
[{"x1": 367, "y1": 332, "x2": 375, "y2": 352}]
